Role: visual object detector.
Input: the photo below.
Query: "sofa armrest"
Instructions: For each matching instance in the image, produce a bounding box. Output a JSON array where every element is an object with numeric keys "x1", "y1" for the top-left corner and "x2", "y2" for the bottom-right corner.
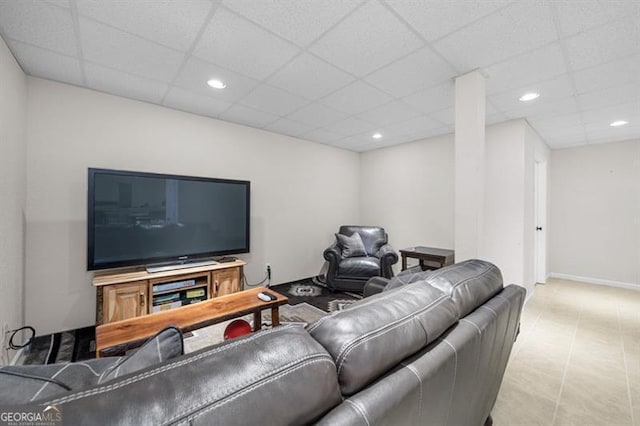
[
  {"x1": 377, "y1": 244, "x2": 398, "y2": 278},
  {"x1": 363, "y1": 276, "x2": 390, "y2": 297},
  {"x1": 323, "y1": 243, "x2": 342, "y2": 263}
]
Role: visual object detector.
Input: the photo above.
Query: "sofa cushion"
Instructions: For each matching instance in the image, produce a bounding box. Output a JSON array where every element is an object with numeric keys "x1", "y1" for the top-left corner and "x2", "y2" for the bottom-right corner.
[
  {"x1": 308, "y1": 283, "x2": 458, "y2": 395},
  {"x1": 40, "y1": 326, "x2": 342, "y2": 426},
  {"x1": 0, "y1": 326, "x2": 184, "y2": 404},
  {"x1": 336, "y1": 232, "x2": 367, "y2": 258},
  {"x1": 424, "y1": 259, "x2": 504, "y2": 317},
  {"x1": 338, "y1": 256, "x2": 380, "y2": 278}
]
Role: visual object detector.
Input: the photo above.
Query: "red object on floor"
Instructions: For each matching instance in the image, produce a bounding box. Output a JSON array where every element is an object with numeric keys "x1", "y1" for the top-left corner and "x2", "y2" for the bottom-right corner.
[{"x1": 223, "y1": 319, "x2": 252, "y2": 340}]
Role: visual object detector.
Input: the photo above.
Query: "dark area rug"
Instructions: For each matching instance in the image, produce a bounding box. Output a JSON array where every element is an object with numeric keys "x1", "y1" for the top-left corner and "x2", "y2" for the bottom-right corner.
[{"x1": 270, "y1": 278, "x2": 362, "y2": 312}]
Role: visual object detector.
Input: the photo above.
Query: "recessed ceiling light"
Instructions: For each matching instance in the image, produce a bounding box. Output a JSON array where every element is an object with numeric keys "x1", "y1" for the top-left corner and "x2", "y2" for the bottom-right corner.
[
  {"x1": 207, "y1": 79, "x2": 226, "y2": 89},
  {"x1": 610, "y1": 120, "x2": 628, "y2": 127},
  {"x1": 519, "y1": 92, "x2": 540, "y2": 102},
  {"x1": 372, "y1": 133, "x2": 383, "y2": 139}
]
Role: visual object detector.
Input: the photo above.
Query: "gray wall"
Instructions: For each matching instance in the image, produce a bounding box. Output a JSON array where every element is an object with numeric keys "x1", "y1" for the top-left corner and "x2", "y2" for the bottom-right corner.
[
  {"x1": 25, "y1": 78, "x2": 360, "y2": 334},
  {"x1": 0, "y1": 36, "x2": 27, "y2": 362}
]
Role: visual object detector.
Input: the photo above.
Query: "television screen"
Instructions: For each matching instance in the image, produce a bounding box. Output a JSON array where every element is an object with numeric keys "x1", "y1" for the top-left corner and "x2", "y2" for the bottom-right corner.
[{"x1": 88, "y1": 168, "x2": 250, "y2": 270}]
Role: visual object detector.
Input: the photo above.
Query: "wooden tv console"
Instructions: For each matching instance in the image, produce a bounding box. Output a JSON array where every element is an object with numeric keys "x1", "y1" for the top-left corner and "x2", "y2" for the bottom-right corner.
[{"x1": 93, "y1": 260, "x2": 246, "y2": 324}]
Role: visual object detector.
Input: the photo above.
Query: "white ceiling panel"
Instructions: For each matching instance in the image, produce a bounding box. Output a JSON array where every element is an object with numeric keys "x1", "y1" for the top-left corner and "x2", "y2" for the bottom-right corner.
[
  {"x1": 573, "y1": 55, "x2": 640, "y2": 95},
  {"x1": 7, "y1": 39, "x2": 83, "y2": 86},
  {"x1": 357, "y1": 100, "x2": 421, "y2": 127},
  {"x1": 76, "y1": 0, "x2": 213, "y2": 51},
  {"x1": 263, "y1": 118, "x2": 316, "y2": 138},
  {"x1": 2, "y1": 0, "x2": 639, "y2": 152},
  {"x1": 365, "y1": 47, "x2": 457, "y2": 98},
  {"x1": 385, "y1": 0, "x2": 513, "y2": 42},
  {"x1": 320, "y1": 81, "x2": 393, "y2": 115},
  {"x1": 325, "y1": 116, "x2": 378, "y2": 138},
  {"x1": 84, "y1": 62, "x2": 168, "y2": 104},
  {"x1": 485, "y1": 43, "x2": 567, "y2": 95},
  {"x1": 193, "y1": 7, "x2": 300, "y2": 80},
  {"x1": 79, "y1": 18, "x2": 184, "y2": 82},
  {"x1": 239, "y1": 85, "x2": 310, "y2": 117},
  {"x1": 433, "y1": 1, "x2": 558, "y2": 72},
  {"x1": 564, "y1": 18, "x2": 640, "y2": 71},
  {"x1": 402, "y1": 82, "x2": 455, "y2": 115},
  {"x1": 550, "y1": 0, "x2": 616, "y2": 38},
  {"x1": 163, "y1": 87, "x2": 232, "y2": 118},
  {"x1": 0, "y1": 0, "x2": 77, "y2": 56},
  {"x1": 309, "y1": 0, "x2": 423, "y2": 77},
  {"x1": 222, "y1": 0, "x2": 364, "y2": 47},
  {"x1": 286, "y1": 102, "x2": 348, "y2": 127},
  {"x1": 267, "y1": 52, "x2": 355, "y2": 100},
  {"x1": 578, "y1": 83, "x2": 640, "y2": 111},
  {"x1": 219, "y1": 104, "x2": 280, "y2": 129},
  {"x1": 172, "y1": 56, "x2": 259, "y2": 104}
]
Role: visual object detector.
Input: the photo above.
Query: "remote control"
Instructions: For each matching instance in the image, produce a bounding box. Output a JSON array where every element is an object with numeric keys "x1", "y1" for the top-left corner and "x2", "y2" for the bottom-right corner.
[{"x1": 257, "y1": 292, "x2": 277, "y2": 302}]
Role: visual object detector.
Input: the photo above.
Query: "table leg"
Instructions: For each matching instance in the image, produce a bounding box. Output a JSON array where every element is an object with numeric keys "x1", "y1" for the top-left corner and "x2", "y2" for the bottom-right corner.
[
  {"x1": 402, "y1": 254, "x2": 407, "y2": 271},
  {"x1": 253, "y1": 310, "x2": 262, "y2": 332},
  {"x1": 271, "y1": 307, "x2": 280, "y2": 327}
]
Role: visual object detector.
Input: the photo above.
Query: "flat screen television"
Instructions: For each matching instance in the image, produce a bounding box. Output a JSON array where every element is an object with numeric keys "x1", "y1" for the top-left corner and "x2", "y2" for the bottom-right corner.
[{"x1": 87, "y1": 168, "x2": 250, "y2": 270}]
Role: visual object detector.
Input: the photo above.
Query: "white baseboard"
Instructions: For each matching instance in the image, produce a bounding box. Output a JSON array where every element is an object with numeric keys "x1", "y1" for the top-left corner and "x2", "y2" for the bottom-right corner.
[{"x1": 549, "y1": 272, "x2": 639, "y2": 291}]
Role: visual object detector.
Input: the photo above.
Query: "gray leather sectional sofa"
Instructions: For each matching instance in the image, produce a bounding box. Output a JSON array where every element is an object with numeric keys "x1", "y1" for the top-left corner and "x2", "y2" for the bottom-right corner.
[{"x1": 3, "y1": 259, "x2": 525, "y2": 425}]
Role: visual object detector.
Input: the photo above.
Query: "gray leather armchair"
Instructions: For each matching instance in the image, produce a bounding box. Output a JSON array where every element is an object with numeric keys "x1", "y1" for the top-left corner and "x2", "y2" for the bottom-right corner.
[{"x1": 323, "y1": 225, "x2": 398, "y2": 293}]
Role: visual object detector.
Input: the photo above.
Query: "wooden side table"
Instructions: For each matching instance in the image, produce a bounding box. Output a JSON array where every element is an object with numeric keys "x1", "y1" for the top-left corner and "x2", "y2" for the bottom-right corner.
[{"x1": 399, "y1": 246, "x2": 455, "y2": 271}]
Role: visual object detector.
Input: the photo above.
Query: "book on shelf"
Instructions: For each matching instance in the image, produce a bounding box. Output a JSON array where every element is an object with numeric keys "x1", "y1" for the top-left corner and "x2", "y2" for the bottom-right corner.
[
  {"x1": 185, "y1": 288, "x2": 206, "y2": 299},
  {"x1": 152, "y1": 300, "x2": 182, "y2": 312},
  {"x1": 153, "y1": 279, "x2": 197, "y2": 293}
]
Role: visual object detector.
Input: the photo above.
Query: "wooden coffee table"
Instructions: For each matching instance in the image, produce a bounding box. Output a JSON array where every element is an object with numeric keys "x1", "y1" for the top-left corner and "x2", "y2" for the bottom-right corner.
[
  {"x1": 400, "y1": 246, "x2": 455, "y2": 271},
  {"x1": 96, "y1": 286, "x2": 287, "y2": 357}
]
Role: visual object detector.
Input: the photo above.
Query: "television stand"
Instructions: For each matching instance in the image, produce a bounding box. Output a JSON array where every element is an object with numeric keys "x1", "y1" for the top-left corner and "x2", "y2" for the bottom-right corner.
[{"x1": 146, "y1": 259, "x2": 218, "y2": 273}]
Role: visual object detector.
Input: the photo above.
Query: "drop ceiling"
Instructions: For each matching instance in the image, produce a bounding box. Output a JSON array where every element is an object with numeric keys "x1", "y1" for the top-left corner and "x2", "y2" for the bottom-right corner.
[{"x1": 0, "y1": 0, "x2": 638, "y2": 152}]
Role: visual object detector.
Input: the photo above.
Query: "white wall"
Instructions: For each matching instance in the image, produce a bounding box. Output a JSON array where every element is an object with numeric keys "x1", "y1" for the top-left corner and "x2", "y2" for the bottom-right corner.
[
  {"x1": 549, "y1": 140, "x2": 640, "y2": 287},
  {"x1": 0, "y1": 36, "x2": 27, "y2": 359},
  {"x1": 25, "y1": 78, "x2": 360, "y2": 334},
  {"x1": 360, "y1": 134, "x2": 455, "y2": 270}
]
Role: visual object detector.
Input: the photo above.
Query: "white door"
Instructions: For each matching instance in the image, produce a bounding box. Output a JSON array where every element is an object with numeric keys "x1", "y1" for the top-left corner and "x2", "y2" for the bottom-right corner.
[{"x1": 534, "y1": 160, "x2": 547, "y2": 284}]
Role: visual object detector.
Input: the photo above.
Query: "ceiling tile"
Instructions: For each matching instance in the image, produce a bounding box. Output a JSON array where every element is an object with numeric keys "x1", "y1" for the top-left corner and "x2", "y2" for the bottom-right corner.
[
  {"x1": 324, "y1": 116, "x2": 377, "y2": 137},
  {"x1": 222, "y1": 0, "x2": 364, "y2": 47},
  {"x1": 502, "y1": 97, "x2": 580, "y2": 120},
  {"x1": 433, "y1": 1, "x2": 558, "y2": 72},
  {"x1": 267, "y1": 53, "x2": 355, "y2": 100},
  {"x1": 84, "y1": 62, "x2": 168, "y2": 104},
  {"x1": 580, "y1": 101, "x2": 640, "y2": 124},
  {"x1": 300, "y1": 127, "x2": 344, "y2": 144},
  {"x1": 401, "y1": 82, "x2": 455, "y2": 115},
  {"x1": 357, "y1": 100, "x2": 421, "y2": 127},
  {"x1": 564, "y1": 18, "x2": 640, "y2": 71},
  {"x1": 193, "y1": 7, "x2": 300, "y2": 80},
  {"x1": 163, "y1": 86, "x2": 232, "y2": 118},
  {"x1": 263, "y1": 118, "x2": 316, "y2": 138},
  {"x1": 7, "y1": 39, "x2": 83, "y2": 86},
  {"x1": 309, "y1": 0, "x2": 423, "y2": 77},
  {"x1": 239, "y1": 85, "x2": 310, "y2": 117},
  {"x1": 44, "y1": 0, "x2": 69, "y2": 8},
  {"x1": 490, "y1": 74, "x2": 576, "y2": 112},
  {"x1": 76, "y1": 0, "x2": 213, "y2": 51},
  {"x1": 485, "y1": 43, "x2": 567, "y2": 95},
  {"x1": 403, "y1": 125, "x2": 453, "y2": 142},
  {"x1": 384, "y1": 0, "x2": 513, "y2": 42},
  {"x1": 528, "y1": 113, "x2": 584, "y2": 131},
  {"x1": 320, "y1": 81, "x2": 393, "y2": 115},
  {"x1": 365, "y1": 46, "x2": 457, "y2": 98},
  {"x1": 428, "y1": 107, "x2": 455, "y2": 125},
  {"x1": 286, "y1": 102, "x2": 348, "y2": 127},
  {"x1": 381, "y1": 114, "x2": 445, "y2": 136},
  {"x1": 573, "y1": 55, "x2": 640, "y2": 95},
  {"x1": 550, "y1": 0, "x2": 616, "y2": 38},
  {"x1": 79, "y1": 18, "x2": 184, "y2": 82},
  {"x1": 0, "y1": 0, "x2": 77, "y2": 55},
  {"x1": 172, "y1": 56, "x2": 259, "y2": 104},
  {"x1": 578, "y1": 83, "x2": 640, "y2": 111},
  {"x1": 219, "y1": 104, "x2": 280, "y2": 128},
  {"x1": 586, "y1": 123, "x2": 640, "y2": 144}
]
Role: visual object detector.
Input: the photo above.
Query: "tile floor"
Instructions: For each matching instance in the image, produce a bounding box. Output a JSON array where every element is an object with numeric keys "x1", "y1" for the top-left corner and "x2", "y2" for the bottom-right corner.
[{"x1": 493, "y1": 278, "x2": 640, "y2": 426}]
